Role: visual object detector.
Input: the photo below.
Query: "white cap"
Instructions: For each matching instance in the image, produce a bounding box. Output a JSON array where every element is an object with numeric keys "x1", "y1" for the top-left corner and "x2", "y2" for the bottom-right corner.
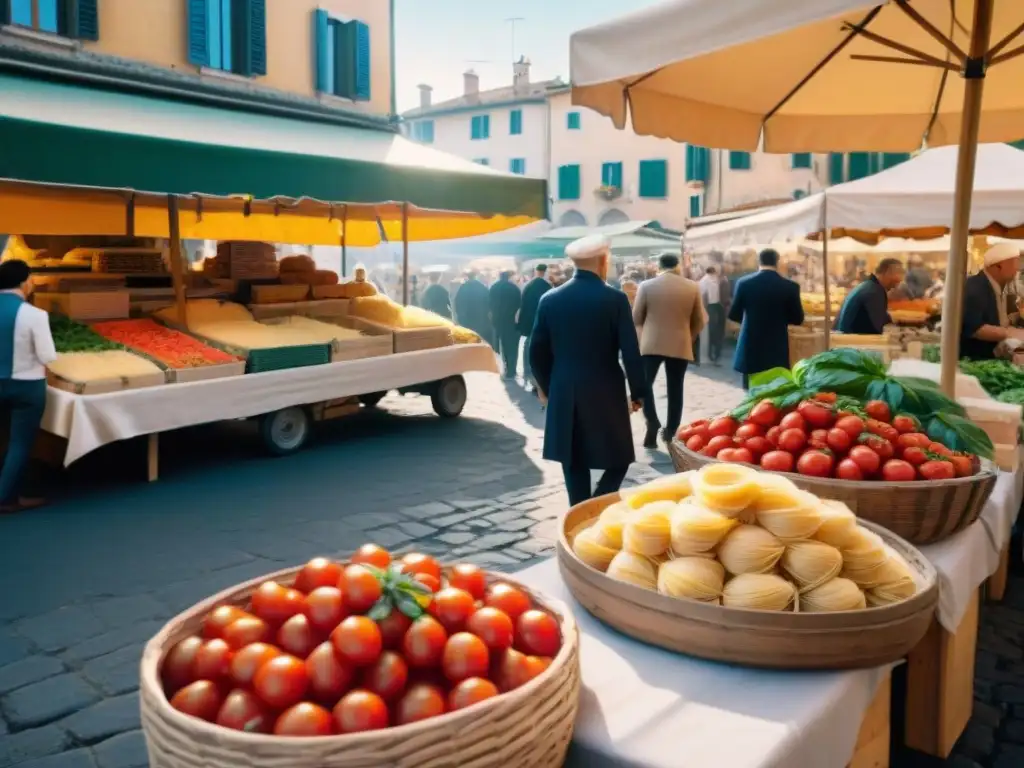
[
  {"x1": 564, "y1": 234, "x2": 610, "y2": 262},
  {"x1": 984, "y1": 242, "x2": 1021, "y2": 267}
]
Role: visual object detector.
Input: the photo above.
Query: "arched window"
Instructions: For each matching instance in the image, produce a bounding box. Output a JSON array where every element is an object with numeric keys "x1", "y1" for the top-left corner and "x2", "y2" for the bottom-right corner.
[
  {"x1": 558, "y1": 210, "x2": 587, "y2": 227},
  {"x1": 598, "y1": 208, "x2": 629, "y2": 226}
]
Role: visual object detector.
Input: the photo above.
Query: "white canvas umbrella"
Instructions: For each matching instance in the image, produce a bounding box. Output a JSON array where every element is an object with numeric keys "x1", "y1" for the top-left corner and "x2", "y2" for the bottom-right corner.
[{"x1": 571, "y1": 0, "x2": 1024, "y2": 392}]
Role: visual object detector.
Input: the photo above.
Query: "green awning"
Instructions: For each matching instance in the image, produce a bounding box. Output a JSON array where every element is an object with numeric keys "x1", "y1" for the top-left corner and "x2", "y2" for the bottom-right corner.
[{"x1": 0, "y1": 74, "x2": 546, "y2": 218}]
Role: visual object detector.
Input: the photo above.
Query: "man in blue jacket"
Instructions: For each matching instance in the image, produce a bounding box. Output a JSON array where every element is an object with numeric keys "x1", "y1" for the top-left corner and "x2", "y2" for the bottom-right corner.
[
  {"x1": 454, "y1": 270, "x2": 492, "y2": 347},
  {"x1": 489, "y1": 270, "x2": 522, "y2": 379},
  {"x1": 728, "y1": 248, "x2": 804, "y2": 388},
  {"x1": 517, "y1": 264, "x2": 550, "y2": 390},
  {"x1": 529, "y1": 235, "x2": 646, "y2": 505}
]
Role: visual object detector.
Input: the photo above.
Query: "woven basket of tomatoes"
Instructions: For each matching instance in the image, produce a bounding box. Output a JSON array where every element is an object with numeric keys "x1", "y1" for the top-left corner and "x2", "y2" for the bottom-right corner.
[
  {"x1": 671, "y1": 394, "x2": 998, "y2": 545},
  {"x1": 140, "y1": 547, "x2": 580, "y2": 768}
]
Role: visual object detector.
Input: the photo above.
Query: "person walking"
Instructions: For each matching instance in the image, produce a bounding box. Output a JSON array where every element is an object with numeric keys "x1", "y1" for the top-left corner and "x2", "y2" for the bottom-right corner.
[
  {"x1": 835, "y1": 258, "x2": 905, "y2": 335},
  {"x1": 489, "y1": 270, "x2": 522, "y2": 379},
  {"x1": 420, "y1": 271, "x2": 452, "y2": 319},
  {"x1": 530, "y1": 235, "x2": 646, "y2": 506},
  {"x1": 0, "y1": 260, "x2": 55, "y2": 514},
  {"x1": 729, "y1": 248, "x2": 804, "y2": 389},
  {"x1": 633, "y1": 254, "x2": 705, "y2": 448},
  {"x1": 517, "y1": 264, "x2": 550, "y2": 390},
  {"x1": 699, "y1": 266, "x2": 728, "y2": 365},
  {"x1": 454, "y1": 269, "x2": 492, "y2": 347}
]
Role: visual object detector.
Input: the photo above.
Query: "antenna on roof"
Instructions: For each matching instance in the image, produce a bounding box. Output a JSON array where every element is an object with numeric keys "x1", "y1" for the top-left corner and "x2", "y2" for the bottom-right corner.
[{"x1": 505, "y1": 17, "x2": 525, "y2": 66}]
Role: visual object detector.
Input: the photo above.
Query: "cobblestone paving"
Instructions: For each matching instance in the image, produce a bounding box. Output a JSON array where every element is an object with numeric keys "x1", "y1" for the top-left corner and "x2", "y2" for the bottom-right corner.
[{"x1": 0, "y1": 350, "x2": 1018, "y2": 766}]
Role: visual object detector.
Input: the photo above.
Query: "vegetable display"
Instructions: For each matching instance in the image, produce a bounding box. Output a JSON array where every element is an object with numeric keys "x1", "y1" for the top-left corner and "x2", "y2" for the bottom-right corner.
[
  {"x1": 162, "y1": 548, "x2": 562, "y2": 737},
  {"x1": 958, "y1": 359, "x2": 1024, "y2": 398},
  {"x1": 572, "y1": 465, "x2": 917, "y2": 611},
  {"x1": 49, "y1": 314, "x2": 122, "y2": 353},
  {"x1": 92, "y1": 319, "x2": 241, "y2": 369}
]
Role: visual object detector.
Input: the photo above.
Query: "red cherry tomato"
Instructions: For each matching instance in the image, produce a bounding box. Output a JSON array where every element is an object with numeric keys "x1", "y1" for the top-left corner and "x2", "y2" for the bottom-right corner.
[
  {"x1": 202, "y1": 606, "x2": 250, "y2": 640},
  {"x1": 686, "y1": 434, "x2": 707, "y2": 452},
  {"x1": 253, "y1": 655, "x2": 309, "y2": 709},
  {"x1": 847, "y1": 445, "x2": 882, "y2": 475},
  {"x1": 222, "y1": 617, "x2": 272, "y2": 650},
  {"x1": 466, "y1": 606, "x2": 515, "y2": 652},
  {"x1": 797, "y1": 400, "x2": 835, "y2": 429},
  {"x1": 448, "y1": 677, "x2": 499, "y2": 711},
  {"x1": 777, "y1": 428, "x2": 807, "y2": 454},
  {"x1": 928, "y1": 442, "x2": 954, "y2": 458},
  {"x1": 735, "y1": 422, "x2": 763, "y2": 440},
  {"x1": 864, "y1": 400, "x2": 891, "y2": 423},
  {"x1": 400, "y1": 553, "x2": 443, "y2": 582},
  {"x1": 362, "y1": 650, "x2": 409, "y2": 701},
  {"x1": 273, "y1": 702, "x2": 334, "y2": 736},
  {"x1": 748, "y1": 400, "x2": 780, "y2": 428},
  {"x1": 707, "y1": 416, "x2": 737, "y2": 437},
  {"x1": 765, "y1": 426, "x2": 783, "y2": 447},
  {"x1": 717, "y1": 448, "x2": 736, "y2": 462},
  {"x1": 162, "y1": 636, "x2": 202, "y2": 694},
  {"x1": 760, "y1": 450, "x2": 794, "y2": 473},
  {"x1": 901, "y1": 446, "x2": 928, "y2": 466},
  {"x1": 193, "y1": 639, "x2": 234, "y2": 683},
  {"x1": 277, "y1": 614, "x2": 322, "y2": 658},
  {"x1": 834, "y1": 415, "x2": 865, "y2": 440},
  {"x1": 414, "y1": 573, "x2": 442, "y2": 593},
  {"x1": 305, "y1": 641, "x2": 356, "y2": 702},
  {"x1": 881, "y1": 459, "x2": 916, "y2": 482},
  {"x1": 796, "y1": 449, "x2": 834, "y2": 478},
  {"x1": 705, "y1": 435, "x2": 735, "y2": 456},
  {"x1": 429, "y1": 587, "x2": 477, "y2": 633},
  {"x1": 742, "y1": 436, "x2": 772, "y2": 458},
  {"x1": 305, "y1": 586, "x2": 347, "y2": 633},
  {"x1": 250, "y1": 582, "x2": 306, "y2": 626},
  {"x1": 835, "y1": 458, "x2": 864, "y2": 481},
  {"x1": 170, "y1": 680, "x2": 223, "y2": 722},
  {"x1": 484, "y1": 583, "x2": 532, "y2": 622},
  {"x1": 515, "y1": 610, "x2": 562, "y2": 657},
  {"x1": 494, "y1": 649, "x2": 549, "y2": 692},
  {"x1": 442, "y1": 632, "x2": 490, "y2": 683},
  {"x1": 293, "y1": 558, "x2": 343, "y2": 594},
  {"x1": 779, "y1": 412, "x2": 806, "y2": 431},
  {"x1": 351, "y1": 544, "x2": 392, "y2": 570},
  {"x1": 448, "y1": 563, "x2": 487, "y2": 600},
  {"x1": 403, "y1": 616, "x2": 448, "y2": 668},
  {"x1": 950, "y1": 453, "x2": 974, "y2": 478},
  {"x1": 813, "y1": 392, "x2": 838, "y2": 404},
  {"x1": 216, "y1": 689, "x2": 272, "y2": 733},
  {"x1": 865, "y1": 419, "x2": 900, "y2": 444},
  {"x1": 808, "y1": 429, "x2": 830, "y2": 450},
  {"x1": 376, "y1": 608, "x2": 413, "y2": 650},
  {"x1": 333, "y1": 690, "x2": 389, "y2": 733},
  {"x1": 919, "y1": 459, "x2": 955, "y2": 480},
  {"x1": 395, "y1": 683, "x2": 447, "y2": 725},
  {"x1": 826, "y1": 427, "x2": 852, "y2": 454},
  {"x1": 331, "y1": 616, "x2": 383, "y2": 667},
  {"x1": 229, "y1": 642, "x2": 280, "y2": 688},
  {"x1": 340, "y1": 564, "x2": 383, "y2": 614},
  {"x1": 891, "y1": 414, "x2": 920, "y2": 433},
  {"x1": 896, "y1": 432, "x2": 931, "y2": 451}
]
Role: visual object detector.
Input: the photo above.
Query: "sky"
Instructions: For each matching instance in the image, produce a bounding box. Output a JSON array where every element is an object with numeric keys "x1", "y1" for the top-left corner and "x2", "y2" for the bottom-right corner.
[{"x1": 393, "y1": 0, "x2": 663, "y2": 112}]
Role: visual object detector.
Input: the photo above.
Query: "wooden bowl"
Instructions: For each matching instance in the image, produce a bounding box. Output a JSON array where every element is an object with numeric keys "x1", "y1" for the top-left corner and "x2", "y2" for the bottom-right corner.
[
  {"x1": 141, "y1": 565, "x2": 580, "y2": 768},
  {"x1": 558, "y1": 493, "x2": 938, "y2": 670},
  {"x1": 670, "y1": 440, "x2": 997, "y2": 545}
]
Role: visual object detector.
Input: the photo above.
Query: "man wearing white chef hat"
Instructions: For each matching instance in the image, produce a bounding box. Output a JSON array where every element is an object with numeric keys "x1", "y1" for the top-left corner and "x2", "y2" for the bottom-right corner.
[
  {"x1": 528, "y1": 234, "x2": 648, "y2": 505},
  {"x1": 960, "y1": 242, "x2": 1023, "y2": 360}
]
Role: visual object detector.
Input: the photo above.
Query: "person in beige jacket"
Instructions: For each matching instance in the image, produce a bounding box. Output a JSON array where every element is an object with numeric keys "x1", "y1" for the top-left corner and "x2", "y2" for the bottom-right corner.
[{"x1": 632, "y1": 253, "x2": 705, "y2": 448}]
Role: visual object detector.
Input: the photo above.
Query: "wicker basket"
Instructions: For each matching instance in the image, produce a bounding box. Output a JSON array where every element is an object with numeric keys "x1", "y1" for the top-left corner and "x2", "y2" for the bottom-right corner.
[
  {"x1": 140, "y1": 565, "x2": 580, "y2": 768},
  {"x1": 669, "y1": 441, "x2": 997, "y2": 545},
  {"x1": 558, "y1": 494, "x2": 938, "y2": 670}
]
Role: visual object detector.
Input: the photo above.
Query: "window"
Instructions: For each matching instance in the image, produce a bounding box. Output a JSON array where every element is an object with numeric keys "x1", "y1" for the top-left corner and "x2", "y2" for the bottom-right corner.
[
  {"x1": 567, "y1": 111, "x2": 581, "y2": 130},
  {"x1": 728, "y1": 151, "x2": 751, "y2": 171},
  {"x1": 558, "y1": 165, "x2": 581, "y2": 200},
  {"x1": 3, "y1": 0, "x2": 98, "y2": 39},
  {"x1": 848, "y1": 152, "x2": 871, "y2": 180},
  {"x1": 882, "y1": 152, "x2": 911, "y2": 169},
  {"x1": 685, "y1": 145, "x2": 710, "y2": 183},
  {"x1": 411, "y1": 121, "x2": 434, "y2": 143},
  {"x1": 313, "y1": 9, "x2": 370, "y2": 99},
  {"x1": 601, "y1": 162, "x2": 622, "y2": 188},
  {"x1": 188, "y1": 0, "x2": 267, "y2": 77},
  {"x1": 638, "y1": 159, "x2": 668, "y2": 198},
  {"x1": 509, "y1": 109, "x2": 523, "y2": 136},
  {"x1": 791, "y1": 153, "x2": 812, "y2": 169},
  {"x1": 473, "y1": 158, "x2": 489, "y2": 166},
  {"x1": 470, "y1": 114, "x2": 490, "y2": 140},
  {"x1": 509, "y1": 158, "x2": 526, "y2": 175},
  {"x1": 828, "y1": 152, "x2": 844, "y2": 184},
  {"x1": 793, "y1": 189, "x2": 807, "y2": 200},
  {"x1": 689, "y1": 195, "x2": 701, "y2": 218}
]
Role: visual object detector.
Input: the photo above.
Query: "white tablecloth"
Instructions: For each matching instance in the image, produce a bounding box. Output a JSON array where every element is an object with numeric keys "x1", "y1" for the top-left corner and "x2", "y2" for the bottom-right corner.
[
  {"x1": 42, "y1": 344, "x2": 499, "y2": 465},
  {"x1": 516, "y1": 559, "x2": 889, "y2": 768}
]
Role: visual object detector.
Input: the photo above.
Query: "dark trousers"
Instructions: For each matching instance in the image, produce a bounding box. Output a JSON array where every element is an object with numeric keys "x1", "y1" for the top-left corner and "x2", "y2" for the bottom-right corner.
[
  {"x1": 494, "y1": 324, "x2": 520, "y2": 377},
  {"x1": 521, "y1": 333, "x2": 533, "y2": 382},
  {"x1": 707, "y1": 303, "x2": 726, "y2": 362},
  {"x1": 562, "y1": 464, "x2": 629, "y2": 507},
  {"x1": 0, "y1": 378, "x2": 46, "y2": 504},
  {"x1": 641, "y1": 355, "x2": 688, "y2": 436}
]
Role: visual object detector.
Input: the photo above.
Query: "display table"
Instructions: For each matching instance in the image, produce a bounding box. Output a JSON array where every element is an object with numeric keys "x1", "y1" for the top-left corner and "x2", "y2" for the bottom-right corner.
[
  {"x1": 41, "y1": 343, "x2": 499, "y2": 470},
  {"x1": 516, "y1": 559, "x2": 890, "y2": 768}
]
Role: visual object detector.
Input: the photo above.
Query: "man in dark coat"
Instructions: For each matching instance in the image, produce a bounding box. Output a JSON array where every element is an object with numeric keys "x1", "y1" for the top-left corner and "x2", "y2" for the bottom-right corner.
[
  {"x1": 961, "y1": 242, "x2": 1022, "y2": 360},
  {"x1": 518, "y1": 264, "x2": 551, "y2": 390},
  {"x1": 489, "y1": 271, "x2": 522, "y2": 378},
  {"x1": 454, "y1": 270, "x2": 492, "y2": 347},
  {"x1": 530, "y1": 235, "x2": 646, "y2": 506},
  {"x1": 728, "y1": 248, "x2": 804, "y2": 388},
  {"x1": 420, "y1": 272, "x2": 451, "y2": 319},
  {"x1": 835, "y1": 258, "x2": 905, "y2": 335}
]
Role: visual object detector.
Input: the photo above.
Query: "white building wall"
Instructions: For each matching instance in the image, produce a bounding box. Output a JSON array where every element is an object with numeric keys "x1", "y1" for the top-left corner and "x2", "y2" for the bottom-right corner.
[
  {"x1": 403, "y1": 102, "x2": 548, "y2": 180},
  {"x1": 705, "y1": 150, "x2": 830, "y2": 212}
]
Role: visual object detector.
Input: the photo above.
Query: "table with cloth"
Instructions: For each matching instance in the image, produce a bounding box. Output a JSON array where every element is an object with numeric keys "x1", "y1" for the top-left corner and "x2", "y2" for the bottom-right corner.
[{"x1": 516, "y1": 456, "x2": 1024, "y2": 767}]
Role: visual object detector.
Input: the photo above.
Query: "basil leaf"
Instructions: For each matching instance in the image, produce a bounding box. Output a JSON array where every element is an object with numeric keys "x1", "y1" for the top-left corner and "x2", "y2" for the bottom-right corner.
[
  {"x1": 366, "y1": 596, "x2": 393, "y2": 621},
  {"x1": 883, "y1": 380, "x2": 905, "y2": 413},
  {"x1": 865, "y1": 379, "x2": 886, "y2": 402},
  {"x1": 895, "y1": 376, "x2": 965, "y2": 417},
  {"x1": 927, "y1": 413, "x2": 994, "y2": 459},
  {"x1": 748, "y1": 377, "x2": 799, "y2": 401},
  {"x1": 750, "y1": 368, "x2": 792, "y2": 389},
  {"x1": 801, "y1": 368, "x2": 873, "y2": 395},
  {"x1": 791, "y1": 358, "x2": 811, "y2": 386},
  {"x1": 778, "y1": 390, "x2": 806, "y2": 408}
]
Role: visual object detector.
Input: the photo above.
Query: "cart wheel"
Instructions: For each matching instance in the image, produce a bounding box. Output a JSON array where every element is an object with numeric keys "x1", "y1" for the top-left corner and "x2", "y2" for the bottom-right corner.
[
  {"x1": 431, "y1": 376, "x2": 467, "y2": 418},
  {"x1": 260, "y1": 407, "x2": 311, "y2": 456},
  {"x1": 359, "y1": 391, "x2": 388, "y2": 408}
]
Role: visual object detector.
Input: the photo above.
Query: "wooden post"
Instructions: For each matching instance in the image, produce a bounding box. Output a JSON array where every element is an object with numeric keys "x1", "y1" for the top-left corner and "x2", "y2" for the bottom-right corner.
[
  {"x1": 340, "y1": 204, "x2": 348, "y2": 278},
  {"x1": 987, "y1": 543, "x2": 1010, "y2": 602},
  {"x1": 822, "y1": 192, "x2": 831, "y2": 350},
  {"x1": 938, "y1": 0, "x2": 994, "y2": 395},
  {"x1": 147, "y1": 433, "x2": 159, "y2": 482},
  {"x1": 167, "y1": 194, "x2": 188, "y2": 327},
  {"x1": 401, "y1": 202, "x2": 410, "y2": 306}
]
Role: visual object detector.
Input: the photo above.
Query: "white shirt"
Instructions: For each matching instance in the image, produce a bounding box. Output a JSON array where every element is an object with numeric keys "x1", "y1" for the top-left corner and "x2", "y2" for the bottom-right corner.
[
  {"x1": 699, "y1": 274, "x2": 721, "y2": 305},
  {"x1": 3, "y1": 291, "x2": 57, "y2": 380}
]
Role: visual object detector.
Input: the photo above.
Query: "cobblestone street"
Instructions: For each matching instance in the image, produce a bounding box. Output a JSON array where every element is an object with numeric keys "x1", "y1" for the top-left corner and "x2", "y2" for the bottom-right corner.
[{"x1": 0, "y1": 355, "x2": 1020, "y2": 767}]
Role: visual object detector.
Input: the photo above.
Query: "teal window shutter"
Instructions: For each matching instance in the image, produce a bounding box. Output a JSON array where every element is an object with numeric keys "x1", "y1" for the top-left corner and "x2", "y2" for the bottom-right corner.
[
  {"x1": 791, "y1": 153, "x2": 812, "y2": 169},
  {"x1": 510, "y1": 109, "x2": 523, "y2": 135},
  {"x1": 350, "y1": 20, "x2": 371, "y2": 100},
  {"x1": 1012, "y1": 140, "x2": 1024, "y2": 151},
  {"x1": 246, "y1": 0, "x2": 266, "y2": 76},
  {"x1": 689, "y1": 195, "x2": 701, "y2": 218},
  {"x1": 71, "y1": 0, "x2": 99, "y2": 40},
  {"x1": 482, "y1": 115, "x2": 490, "y2": 139},
  {"x1": 686, "y1": 146, "x2": 711, "y2": 182},
  {"x1": 558, "y1": 165, "x2": 580, "y2": 200},
  {"x1": 793, "y1": 189, "x2": 807, "y2": 200},
  {"x1": 729, "y1": 151, "x2": 751, "y2": 171},
  {"x1": 471, "y1": 116, "x2": 482, "y2": 140},
  {"x1": 334, "y1": 19, "x2": 371, "y2": 100},
  {"x1": 601, "y1": 162, "x2": 622, "y2": 188},
  {"x1": 882, "y1": 152, "x2": 909, "y2": 169},
  {"x1": 187, "y1": 0, "x2": 211, "y2": 66},
  {"x1": 0, "y1": 1, "x2": 11, "y2": 25},
  {"x1": 314, "y1": 9, "x2": 332, "y2": 93},
  {"x1": 868, "y1": 152, "x2": 881, "y2": 175},
  {"x1": 567, "y1": 112, "x2": 581, "y2": 130},
  {"x1": 638, "y1": 159, "x2": 668, "y2": 198},
  {"x1": 510, "y1": 158, "x2": 526, "y2": 174},
  {"x1": 848, "y1": 152, "x2": 870, "y2": 180},
  {"x1": 828, "y1": 152, "x2": 844, "y2": 184}
]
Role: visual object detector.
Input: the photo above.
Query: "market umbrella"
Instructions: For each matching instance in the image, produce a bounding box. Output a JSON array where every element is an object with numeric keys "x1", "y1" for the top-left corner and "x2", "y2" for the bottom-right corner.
[{"x1": 571, "y1": 0, "x2": 1024, "y2": 393}]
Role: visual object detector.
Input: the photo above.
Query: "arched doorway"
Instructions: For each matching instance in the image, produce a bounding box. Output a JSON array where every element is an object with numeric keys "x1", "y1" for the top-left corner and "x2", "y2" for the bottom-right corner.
[
  {"x1": 558, "y1": 210, "x2": 586, "y2": 227},
  {"x1": 598, "y1": 208, "x2": 629, "y2": 226}
]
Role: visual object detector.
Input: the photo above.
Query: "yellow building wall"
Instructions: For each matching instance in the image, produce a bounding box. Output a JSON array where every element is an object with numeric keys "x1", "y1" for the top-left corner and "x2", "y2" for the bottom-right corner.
[{"x1": 83, "y1": 0, "x2": 392, "y2": 117}]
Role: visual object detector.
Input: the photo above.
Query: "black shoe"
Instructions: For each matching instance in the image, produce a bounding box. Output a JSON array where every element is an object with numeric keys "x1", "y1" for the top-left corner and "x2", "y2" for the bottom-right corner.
[
  {"x1": 661, "y1": 428, "x2": 673, "y2": 445},
  {"x1": 643, "y1": 425, "x2": 659, "y2": 449}
]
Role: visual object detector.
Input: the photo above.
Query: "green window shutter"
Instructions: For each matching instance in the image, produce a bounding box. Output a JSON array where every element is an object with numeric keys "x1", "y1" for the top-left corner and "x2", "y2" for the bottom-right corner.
[
  {"x1": 793, "y1": 189, "x2": 807, "y2": 200},
  {"x1": 685, "y1": 145, "x2": 695, "y2": 181},
  {"x1": 828, "y1": 152, "x2": 844, "y2": 184},
  {"x1": 567, "y1": 112, "x2": 581, "y2": 130},
  {"x1": 334, "y1": 19, "x2": 370, "y2": 100},
  {"x1": 868, "y1": 152, "x2": 881, "y2": 175},
  {"x1": 638, "y1": 159, "x2": 668, "y2": 198},
  {"x1": 729, "y1": 151, "x2": 751, "y2": 171},
  {"x1": 313, "y1": 9, "x2": 331, "y2": 93},
  {"x1": 350, "y1": 20, "x2": 371, "y2": 100},
  {"x1": 686, "y1": 146, "x2": 711, "y2": 182},
  {"x1": 848, "y1": 152, "x2": 870, "y2": 180},
  {"x1": 559, "y1": 165, "x2": 580, "y2": 200},
  {"x1": 882, "y1": 152, "x2": 910, "y2": 169},
  {"x1": 791, "y1": 153, "x2": 812, "y2": 169},
  {"x1": 689, "y1": 195, "x2": 701, "y2": 218},
  {"x1": 470, "y1": 117, "x2": 478, "y2": 140},
  {"x1": 236, "y1": 0, "x2": 266, "y2": 76},
  {"x1": 69, "y1": 0, "x2": 98, "y2": 40},
  {"x1": 509, "y1": 158, "x2": 526, "y2": 174},
  {"x1": 510, "y1": 109, "x2": 523, "y2": 135},
  {"x1": 601, "y1": 162, "x2": 622, "y2": 188},
  {"x1": 0, "y1": 0, "x2": 8, "y2": 24},
  {"x1": 187, "y1": 0, "x2": 211, "y2": 66},
  {"x1": 482, "y1": 115, "x2": 490, "y2": 139},
  {"x1": 424, "y1": 121, "x2": 434, "y2": 143}
]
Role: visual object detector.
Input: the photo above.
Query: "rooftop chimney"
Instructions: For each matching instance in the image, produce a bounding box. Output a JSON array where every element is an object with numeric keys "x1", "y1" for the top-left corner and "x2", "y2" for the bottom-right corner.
[
  {"x1": 463, "y1": 69, "x2": 480, "y2": 98},
  {"x1": 513, "y1": 56, "x2": 531, "y2": 92},
  {"x1": 417, "y1": 84, "x2": 433, "y2": 109}
]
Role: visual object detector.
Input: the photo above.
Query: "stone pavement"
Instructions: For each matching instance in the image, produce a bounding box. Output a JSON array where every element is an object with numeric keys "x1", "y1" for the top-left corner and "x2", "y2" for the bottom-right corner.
[{"x1": 0, "y1": 351, "x2": 1019, "y2": 767}]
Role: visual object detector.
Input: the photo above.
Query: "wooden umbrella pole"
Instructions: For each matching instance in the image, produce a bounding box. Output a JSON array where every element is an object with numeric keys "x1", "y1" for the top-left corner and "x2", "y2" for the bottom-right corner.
[
  {"x1": 822, "y1": 191, "x2": 832, "y2": 350},
  {"x1": 166, "y1": 194, "x2": 187, "y2": 327},
  {"x1": 340, "y1": 204, "x2": 348, "y2": 278},
  {"x1": 401, "y1": 202, "x2": 410, "y2": 306},
  {"x1": 938, "y1": 0, "x2": 994, "y2": 396}
]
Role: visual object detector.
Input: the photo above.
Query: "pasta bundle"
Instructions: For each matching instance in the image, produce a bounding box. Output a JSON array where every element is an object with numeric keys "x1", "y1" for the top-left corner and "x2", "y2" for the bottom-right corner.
[
  {"x1": 669, "y1": 499, "x2": 738, "y2": 555},
  {"x1": 622, "y1": 471, "x2": 695, "y2": 509},
  {"x1": 692, "y1": 463, "x2": 759, "y2": 515},
  {"x1": 755, "y1": 489, "x2": 822, "y2": 541},
  {"x1": 622, "y1": 502, "x2": 673, "y2": 557},
  {"x1": 866, "y1": 554, "x2": 918, "y2": 606},
  {"x1": 813, "y1": 500, "x2": 858, "y2": 548},
  {"x1": 606, "y1": 551, "x2": 657, "y2": 590},
  {"x1": 801, "y1": 578, "x2": 867, "y2": 612},
  {"x1": 717, "y1": 525, "x2": 785, "y2": 575},
  {"x1": 658, "y1": 558, "x2": 725, "y2": 603},
  {"x1": 781, "y1": 540, "x2": 843, "y2": 592},
  {"x1": 572, "y1": 527, "x2": 618, "y2": 572},
  {"x1": 722, "y1": 573, "x2": 797, "y2": 612}
]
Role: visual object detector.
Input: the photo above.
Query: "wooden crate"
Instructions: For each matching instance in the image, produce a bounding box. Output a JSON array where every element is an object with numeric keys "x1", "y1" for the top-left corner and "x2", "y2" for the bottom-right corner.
[
  {"x1": 330, "y1": 320, "x2": 393, "y2": 363},
  {"x1": 347, "y1": 316, "x2": 453, "y2": 354},
  {"x1": 31, "y1": 273, "x2": 126, "y2": 292},
  {"x1": 249, "y1": 302, "x2": 308, "y2": 320},
  {"x1": 166, "y1": 360, "x2": 246, "y2": 384},
  {"x1": 47, "y1": 369, "x2": 167, "y2": 395},
  {"x1": 311, "y1": 284, "x2": 349, "y2": 299},
  {"x1": 92, "y1": 248, "x2": 165, "y2": 274},
  {"x1": 251, "y1": 284, "x2": 309, "y2": 304},
  {"x1": 788, "y1": 328, "x2": 826, "y2": 366},
  {"x1": 304, "y1": 299, "x2": 350, "y2": 320},
  {"x1": 35, "y1": 291, "x2": 130, "y2": 321}
]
